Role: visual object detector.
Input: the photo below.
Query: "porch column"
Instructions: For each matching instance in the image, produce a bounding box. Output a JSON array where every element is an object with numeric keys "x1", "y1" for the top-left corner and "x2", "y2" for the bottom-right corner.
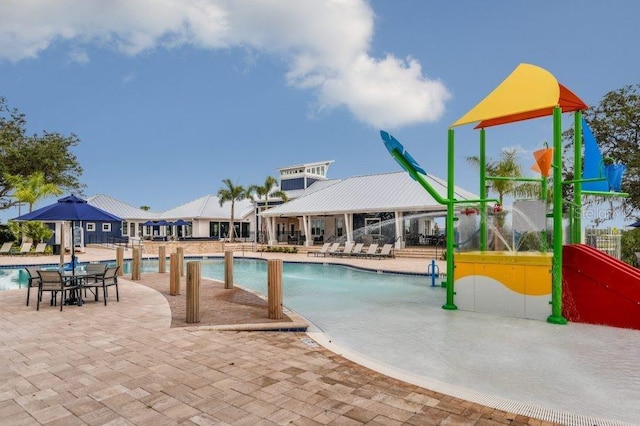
[
  {"x1": 344, "y1": 213, "x2": 353, "y2": 243},
  {"x1": 302, "y1": 215, "x2": 312, "y2": 247},
  {"x1": 266, "y1": 217, "x2": 276, "y2": 245},
  {"x1": 395, "y1": 211, "x2": 404, "y2": 249}
]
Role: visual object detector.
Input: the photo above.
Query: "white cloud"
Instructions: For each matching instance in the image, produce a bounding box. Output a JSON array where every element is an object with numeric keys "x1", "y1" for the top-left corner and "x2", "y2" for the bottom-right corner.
[
  {"x1": 0, "y1": 0, "x2": 450, "y2": 128},
  {"x1": 68, "y1": 49, "x2": 89, "y2": 64},
  {"x1": 122, "y1": 73, "x2": 135, "y2": 84}
]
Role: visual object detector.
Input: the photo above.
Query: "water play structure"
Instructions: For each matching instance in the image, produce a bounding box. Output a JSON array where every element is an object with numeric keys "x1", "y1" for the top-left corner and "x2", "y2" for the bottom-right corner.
[{"x1": 382, "y1": 63, "x2": 640, "y2": 330}]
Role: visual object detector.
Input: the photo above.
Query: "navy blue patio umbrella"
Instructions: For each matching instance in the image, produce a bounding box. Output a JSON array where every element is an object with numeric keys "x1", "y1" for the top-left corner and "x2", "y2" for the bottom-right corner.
[
  {"x1": 630, "y1": 220, "x2": 640, "y2": 228},
  {"x1": 172, "y1": 219, "x2": 191, "y2": 226},
  {"x1": 14, "y1": 194, "x2": 122, "y2": 268}
]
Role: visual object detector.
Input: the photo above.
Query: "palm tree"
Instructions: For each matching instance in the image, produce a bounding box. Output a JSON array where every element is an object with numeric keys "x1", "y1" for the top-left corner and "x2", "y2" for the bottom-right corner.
[
  {"x1": 466, "y1": 149, "x2": 540, "y2": 205},
  {"x1": 217, "y1": 179, "x2": 249, "y2": 241},
  {"x1": 467, "y1": 149, "x2": 541, "y2": 250},
  {"x1": 6, "y1": 171, "x2": 63, "y2": 212},
  {"x1": 248, "y1": 176, "x2": 288, "y2": 243}
]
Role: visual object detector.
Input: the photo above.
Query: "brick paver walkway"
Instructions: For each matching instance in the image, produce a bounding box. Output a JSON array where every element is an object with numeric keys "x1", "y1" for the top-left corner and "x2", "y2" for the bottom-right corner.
[{"x1": 0, "y1": 252, "x2": 559, "y2": 425}]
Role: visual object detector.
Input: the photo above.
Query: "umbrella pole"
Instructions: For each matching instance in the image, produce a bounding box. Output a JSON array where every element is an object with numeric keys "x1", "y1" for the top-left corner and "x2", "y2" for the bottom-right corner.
[
  {"x1": 59, "y1": 222, "x2": 65, "y2": 267},
  {"x1": 71, "y1": 221, "x2": 76, "y2": 270}
]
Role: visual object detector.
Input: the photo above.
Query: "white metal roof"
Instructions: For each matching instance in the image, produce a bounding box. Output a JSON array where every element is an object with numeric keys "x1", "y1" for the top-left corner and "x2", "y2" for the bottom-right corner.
[
  {"x1": 161, "y1": 195, "x2": 254, "y2": 221},
  {"x1": 87, "y1": 194, "x2": 158, "y2": 220},
  {"x1": 261, "y1": 171, "x2": 478, "y2": 217},
  {"x1": 283, "y1": 179, "x2": 342, "y2": 200}
]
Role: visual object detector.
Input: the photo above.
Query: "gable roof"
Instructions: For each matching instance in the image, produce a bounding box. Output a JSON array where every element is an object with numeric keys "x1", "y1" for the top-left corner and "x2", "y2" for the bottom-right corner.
[
  {"x1": 262, "y1": 171, "x2": 477, "y2": 217},
  {"x1": 87, "y1": 194, "x2": 157, "y2": 220},
  {"x1": 161, "y1": 195, "x2": 254, "y2": 221}
]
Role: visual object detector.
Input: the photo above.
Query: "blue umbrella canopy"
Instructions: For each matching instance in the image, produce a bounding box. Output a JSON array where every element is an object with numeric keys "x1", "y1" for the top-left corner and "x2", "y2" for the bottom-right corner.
[
  {"x1": 630, "y1": 220, "x2": 640, "y2": 228},
  {"x1": 172, "y1": 219, "x2": 191, "y2": 226},
  {"x1": 14, "y1": 194, "x2": 122, "y2": 222},
  {"x1": 13, "y1": 194, "x2": 122, "y2": 268}
]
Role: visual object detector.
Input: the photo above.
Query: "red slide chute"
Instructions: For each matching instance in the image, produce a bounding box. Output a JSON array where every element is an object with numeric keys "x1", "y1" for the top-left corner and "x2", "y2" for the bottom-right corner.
[{"x1": 563, "y1": 244, "x2": 640, "y2": 330}]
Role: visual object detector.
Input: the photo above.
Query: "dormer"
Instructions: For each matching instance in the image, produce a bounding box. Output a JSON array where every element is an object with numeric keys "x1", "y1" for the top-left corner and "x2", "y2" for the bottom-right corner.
[{"x1": 278, "y1": 160, "x2": 334, "y2": 191}]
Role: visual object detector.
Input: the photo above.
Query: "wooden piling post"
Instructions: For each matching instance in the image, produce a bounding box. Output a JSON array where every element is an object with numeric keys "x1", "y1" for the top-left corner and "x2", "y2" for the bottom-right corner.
[
  {"x1": 186, "y1": 261, "x2": 201, "y2": 324},
  {"x1": 116, "y1": 246, "x2": 124, "y2": 276},
  {"x1": 158, "y1": 246, "x2": 166, "y2": 273},
  {"x1": 131, "y1": 247, "x2": 141, "y2": 280},
  {"x1": 170, "y1": 253, "x2": 180, "y2": 295},
  {"x1": 268, "y1": 259, "x2": 283, "y2": 320},
  {"x1": 224, "y1": 250, "x2": 233, "y2": 289},
  {"x1": 177, "y1": 246, "x2": 184, "y2": 277}
]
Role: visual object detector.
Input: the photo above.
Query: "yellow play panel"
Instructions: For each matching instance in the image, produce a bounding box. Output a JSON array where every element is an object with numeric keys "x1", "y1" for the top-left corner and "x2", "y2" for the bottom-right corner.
[{"x1": 454, "y1": 252, "x2": 553, "y2": 320}]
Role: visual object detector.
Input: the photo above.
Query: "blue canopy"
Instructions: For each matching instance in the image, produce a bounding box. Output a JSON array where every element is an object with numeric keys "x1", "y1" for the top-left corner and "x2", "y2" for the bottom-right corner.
[
  {"x1": 630, "y1": 220, "x2": 640, "y2": 228},
  {"x1": 14, "y1": 194, "x2": 122, "y2": 222},
  {"x1": 13, "y1": 194, "x2": 122, "y2": 268},
  {"x1": 172, "y1": 219, "x2": 191, "y2": 226}
]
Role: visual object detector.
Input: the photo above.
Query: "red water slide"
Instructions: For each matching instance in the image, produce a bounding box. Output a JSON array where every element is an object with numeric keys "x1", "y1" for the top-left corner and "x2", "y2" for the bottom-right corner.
[{"x1": 563, "y1": 244, "x2": 640, "y2": 330}]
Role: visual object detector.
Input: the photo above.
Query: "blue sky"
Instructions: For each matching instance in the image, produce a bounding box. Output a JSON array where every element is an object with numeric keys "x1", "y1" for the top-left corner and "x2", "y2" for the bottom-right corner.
[{"x1": 1, "y1": 0, "x2": 639, "y2": 227}]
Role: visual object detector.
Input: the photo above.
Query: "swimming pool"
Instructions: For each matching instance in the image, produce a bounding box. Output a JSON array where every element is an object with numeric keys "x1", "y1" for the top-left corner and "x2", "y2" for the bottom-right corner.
[{"x1": 2, "y1": 258, "x2": 638, "y2": 424}]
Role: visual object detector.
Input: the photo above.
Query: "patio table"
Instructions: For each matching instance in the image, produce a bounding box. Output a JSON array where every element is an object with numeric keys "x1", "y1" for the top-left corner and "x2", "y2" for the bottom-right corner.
[{"x1": 61, "y1": 271, "x2": 99, "y2": 306}]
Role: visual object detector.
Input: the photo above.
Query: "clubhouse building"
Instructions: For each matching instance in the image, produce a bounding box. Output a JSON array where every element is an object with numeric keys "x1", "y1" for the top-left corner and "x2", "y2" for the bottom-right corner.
[{"x1": 71, "y1": 160, "x2": 476, "y2": 249}]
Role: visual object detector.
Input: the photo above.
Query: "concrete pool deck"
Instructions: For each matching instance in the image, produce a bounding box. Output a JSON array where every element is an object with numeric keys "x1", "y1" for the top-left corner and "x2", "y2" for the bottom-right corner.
[{"x1": 0, "y1": 247, "x2": 636, "y2": 425}]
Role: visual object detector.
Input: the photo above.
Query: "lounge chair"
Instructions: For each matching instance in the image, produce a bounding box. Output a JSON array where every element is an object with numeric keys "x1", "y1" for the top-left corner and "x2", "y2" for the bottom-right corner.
[
  {"x1": 17, "y1": 242, "x2": 33, "y2": 255},
  {"x1": 333, "y1": 242, "x2": 354, "y2": 257},
  {"x1": 307, "y1": 242, "x2": 331, "y2": 257},
  {"x1": 326, "y1": 243, "x2": 342, "y2": 257},
  {"x1": 349, "y1": 243, "x2": 364, "y2": 257},
  {"x1": 33, "y1": 243, "x2": 47, "y2": 255},
  {"x1": 361, "y1": 243, "x2": 379, "y2": 258},
  {"x1": 372, "y1": 243, "x2": 394, "y2": 259},
  {"x1": 0, "y1": 242, "x2": 13, "y2": 255}
]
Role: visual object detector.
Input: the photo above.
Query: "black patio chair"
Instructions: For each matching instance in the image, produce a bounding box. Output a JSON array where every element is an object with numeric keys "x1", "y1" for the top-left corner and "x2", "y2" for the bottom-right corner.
[
  {"x1": 85, "y1": 266, "x2": 120, "y2": 305},
  {"x1": 36, "y1": 270, "x2": 80, "y2": 311},
  {"x1": 25, "y1": 266, "x2": 41, "y2": 306}
]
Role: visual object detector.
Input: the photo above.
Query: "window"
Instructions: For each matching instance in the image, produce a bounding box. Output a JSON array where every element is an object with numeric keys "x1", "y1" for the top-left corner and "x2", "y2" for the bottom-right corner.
[
  {"x1": 365, "y1": 218, "x2": 381, "y2": 235},
  {"x1": 86, "y1": 223, "x2": 96, "y2": 232},
  {"x1": 210, "y1": 222, "x2": 220, "y2": 238},
  {"x1": 102, "y1": 223, "x2": 111, "y2": 232},
  {"x1": 122, "y1": 222, "x2": 128, "y2": 236},
  {"x1": 311, "y1": 219, "x2": 325, "y2": 236},
  {"x1": 336, "y1": 218, "x2": 344, "y2": 237}
]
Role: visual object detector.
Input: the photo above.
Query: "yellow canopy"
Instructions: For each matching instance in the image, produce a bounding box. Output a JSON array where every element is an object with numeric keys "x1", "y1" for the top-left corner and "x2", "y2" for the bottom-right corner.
[{"x1": 451, "y1": 63, "x2": 587, "y2": 129}]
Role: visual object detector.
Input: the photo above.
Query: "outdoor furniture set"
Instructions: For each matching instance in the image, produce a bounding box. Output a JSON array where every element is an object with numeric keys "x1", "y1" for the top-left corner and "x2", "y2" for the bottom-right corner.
[{"x1": 25, "y1": 264, "x2": 120, "y2": 311}]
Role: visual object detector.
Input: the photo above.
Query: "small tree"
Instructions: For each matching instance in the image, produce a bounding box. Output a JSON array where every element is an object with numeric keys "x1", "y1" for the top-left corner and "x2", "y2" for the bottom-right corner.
[
  {"x1": 8, "y1": 220, "x2": 53, "y2": 244},
  {"x1": 621, "y1": 227, "x2": 640, "y2": 266},
  {"x1": 217, "y1": 179, "x2": 249, "y2": 241}
]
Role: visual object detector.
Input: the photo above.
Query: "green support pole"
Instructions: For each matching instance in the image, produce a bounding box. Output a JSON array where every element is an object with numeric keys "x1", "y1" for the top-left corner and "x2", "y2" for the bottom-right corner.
[
  {"x1": 548, "y1": 106, "x2": 567, "y2": 325},
  {"x1": 443, "y1": 128, "x2": 457, "y2": 310},
  {"x1": 573, "y1": 111, "x2": 583, "y2": 244},
  {"x1": 540, "y1": 167, "x2": 548, "y2": 253},
  {"x1": 479, "y1": 129, "x2": 487, "y2": 251}
]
